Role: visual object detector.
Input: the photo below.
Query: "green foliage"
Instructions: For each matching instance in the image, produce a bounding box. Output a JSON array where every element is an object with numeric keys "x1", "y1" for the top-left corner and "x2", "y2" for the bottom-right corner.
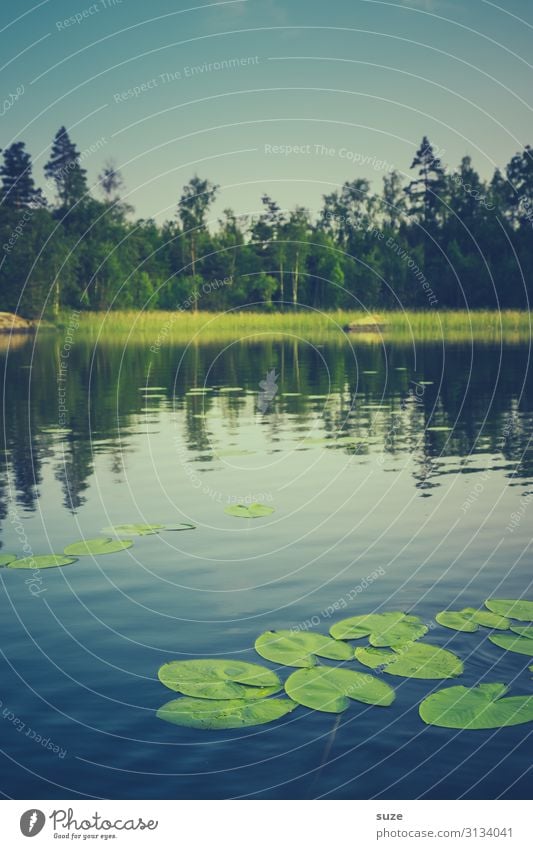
[
  {"x1": 224, "y1": 503, "x2": 275, "y2": 518},
  {"x1": 485, "y1": 599, "x2": 533, "y2": 621},
  {"x1": 102, "y1": 523, "x2": 165, "y2": 536},
  {"x1": 7, "y1": 554, "x2": 77, "y2": 569},
  {"x1": 0, "y1": 554, "x2": 17, "y2": 566},
  {"x1": 285, "y1": 666, "x2": 395, "y2": 712},
  {"x1": 419, "y1": 683, "x2": 533, "y2": 729},
  {"x1": 158, "y1": 659, "x2": 281, "y2": 699},
  {"x1": 436, "y1": 608, "x2": 510, "y2": 632},
  {"x1": 489, "y1": 633, "x2": 533, "y2": 656},
  {"x1": 63, "y1": 537, "x2": 132, "y2": 556},
  {"x1": 157, "y1": 696, "x2": 297, "y2": 729},
  {"x1": 355, "y1": 643, "x2": 464, "y2": 679},
  {"x1": 255, "y1": 630, "x2": 353, "y2": 667},
  {"x1": 330, "y1": 612, "x2": 428, "y2": 646}
]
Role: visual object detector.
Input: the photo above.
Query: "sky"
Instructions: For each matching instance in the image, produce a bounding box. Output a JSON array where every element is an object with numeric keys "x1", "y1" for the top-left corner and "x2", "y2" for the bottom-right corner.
[{"x1": 1, "y1": 0, "x2": 533, "y2": 223}]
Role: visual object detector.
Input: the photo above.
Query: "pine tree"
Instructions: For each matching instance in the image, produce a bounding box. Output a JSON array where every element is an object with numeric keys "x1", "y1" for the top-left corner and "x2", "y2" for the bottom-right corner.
[
  {"x1": 0, "y1": 142, "x2": 44, "y2": 208},
  {"x1": 44, "y1": 126, "x2": 87, "y2": 208},
  {"x1": 404, "y1": 136, "x2": 446, "y2": 226}
]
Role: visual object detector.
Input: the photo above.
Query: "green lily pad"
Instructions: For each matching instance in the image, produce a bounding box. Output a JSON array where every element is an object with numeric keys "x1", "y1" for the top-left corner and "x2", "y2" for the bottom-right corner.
[
  {"x1": 426, "y1": 426, "x2": 452, "y2": 432},
  {"x1": 436, "y1": 608, "x2": 510, "y2": 632},
  {"x1": 0, "y1": 553, "x2": 17, "y2": 567},
  {"x1": 285, "y1": 666, "x2": 395, "y2": 713},
  {"x1": 511, "y1": 626, "x2": 533, "y2": 638},
  {"x1": 355, "y1": 643, "x2": 463, "y2": 679},
  {"x1": 7, "y1": 554, "x2": 77, "y2": 570},
  {"x1": 255, "y1": 630, "x2": 353, "y2": 668},
  {"x1": 225, "y1": 503, "x2": 275, "y2": 519},
  {"x1": 218, "y1": 387, "x2": 243, "y2": 392},
  {"x1": 64, "y1": 537, "x2": 132, "y2": 556},
  {"x1": 164, "y1": 523, "x2": 196, "y2": 532},
  {"x1": 158, "y1": 659, "x2": 282, "y2": 699},
  {"x1": 419, "y1": 683, "x2": 533, "y2": 729},
  {"x1": 157, "y1": 697, "x2": 297, "y2": 729},
  {"x1": 485, "y1": 599, "x2": 533, "y2": 621},
  {"x1": 330, "y1": 612, "x2": 428, "y2": 647},
  {"x1": 489, "y1": 633, "x2": 533, "y2": 656},
  {"x1": 102, "y1": 523, "x2": 165, "y2": 536}
]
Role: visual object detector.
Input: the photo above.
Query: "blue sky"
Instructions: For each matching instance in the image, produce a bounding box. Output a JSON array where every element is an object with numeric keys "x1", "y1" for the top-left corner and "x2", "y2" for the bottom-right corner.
[{"x1": 2, "y1": 0, "x2": 532, "y2": 222}]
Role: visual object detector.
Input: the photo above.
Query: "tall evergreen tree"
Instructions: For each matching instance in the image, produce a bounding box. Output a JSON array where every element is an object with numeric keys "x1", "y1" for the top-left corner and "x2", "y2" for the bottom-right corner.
[
  {"x1": 405, "y1": 136, "x2": 446, "y2": 226},
  {"x1": 177, "y1": 175, "x2": 218, "y2": 310},
  {"x1": 0, "y1": 142, "x2": 44, "y2": 208},
  {"x1": 44, "y1": 126, "x2": 87, "y2": 208}
]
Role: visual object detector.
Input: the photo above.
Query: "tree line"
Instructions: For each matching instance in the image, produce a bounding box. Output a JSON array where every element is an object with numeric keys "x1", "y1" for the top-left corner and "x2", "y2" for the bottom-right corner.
[{"x1": 1, "y1": 127, "x2": 532, "y2": 317}]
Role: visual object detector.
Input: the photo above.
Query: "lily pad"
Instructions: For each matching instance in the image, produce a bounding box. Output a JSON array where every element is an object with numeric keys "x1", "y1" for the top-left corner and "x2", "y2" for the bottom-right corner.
[
  {"x1": 225, "y1": 503, "x2": 275, "y2": 519},
  {"x1": 285, "y1": 666, "x2": 395, "y2": 713},
  {"x1": 102, "y1": 523, "x2": 165, "y2": 536},
  {"x1": 255, "y1": 630, "x2": 353, "y2": 668},
  {"x1": 0, "y1": 553, "x2": 17, "y2": 567},
  {"x1": 355, "y1": 643, "x2": 463, "y2": 679},
  {"x1": 489, "y1": 633, "x2": 533, "y2": 656},
  {"x1": 158, "y1": 659, "x2": 282, "y2": 700},
  {"x1": 7, "y1": 554, "x2": 77, "y2": 570},
  {"x1": 164, "y1": 523, "x2": 196, "y2": 532},
  {"x1": 157, "y1": 696, "x2": 297, "y2": 729},
  {"x1": 419, "y1": 683, "x2": 533, "y2": 729},
  {"x1": 436, "y1": 608, "x2": 510, "y2": 632},
  {"x1": 330, "y1": 612, "x2": 428, "y2": 647},
  {"x1": 511, "y1": 626, "x2": 533, "y2": 638},
  {"x1": 64, "y1": 537, "x2": 132, "y2": 556},
  {"x1": 485, "y1": 599, "x2": 533, "y2": 621},
  {"x1": 218, "y1": 387, "x2": 243, "y2": 393}
]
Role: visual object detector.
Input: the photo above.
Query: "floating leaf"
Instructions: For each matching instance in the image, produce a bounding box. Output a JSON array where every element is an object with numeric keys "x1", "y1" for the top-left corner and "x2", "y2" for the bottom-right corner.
[
  {"x1": 0, "y1": 553, "x2": 17, "y2": 567},
  {"x1": 285, "y1": 667, "x2": 395, "y2": 713},
  {"x1": 64, "y1": 537, "x2": 132, "y2": 556},
  {"x1": 436, "y1": 608, "x2": 510, "y2": 633},
  {"x1": 218, "y1": 387, "x2": 243, "y2": 393},
  {"x1": 511, "y1": 625, "x2": 533, "y2": 638},
  {"x1": 489, "y1": 633, "x2": 533, "y2": 656},
  {"x1": 436, "y1": 611, "x2": 478, "y2": 633},
  {"x1": 419, "y1": 683, "x2": 533, "y2": 729},
  {"x1": 485, "y1": 599, "x2": 533, "y2": 621},
  {"x1": 157, "y1": 696, "x2": 297, "y2": 729},
  {"x1": 426, "y1": 426, "x2": 452, "y2": 432},
  {"x1": 164, "y1": 523, "x2": 196, "y2": 532},
  {"x1": 158, "y1": 659, "x2": 281, "y2": 699},
  {"x1": 330, "y1": 612, "x2": 427, "y2": 647},
  {"x1": 7, "y1": 554, "x2": 77, "y2": 570},
  {"x1": 355, "y1": 643, "x2": 463, "y2": 679},
  {"x1": 224, "y1": 503, "x2": 275, "y2": 519},
  {"x1": 102, "y1": 523, "x2": 165, "y2": 536},
  {"x1": 255, "y1": 630, "x2": 352, "y2": 668}
]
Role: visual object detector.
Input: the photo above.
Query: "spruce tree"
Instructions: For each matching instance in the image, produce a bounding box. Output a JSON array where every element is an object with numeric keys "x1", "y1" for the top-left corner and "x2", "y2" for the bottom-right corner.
[
  {"x1": 44, "y1": 126, "x2": 87, "y2": 208},
  {"x1": 404, "y1": 136, "x2": 446, "y2": 226},
  {"x1": 0, "y1": 142, "x2": 44, "y2": 208}
]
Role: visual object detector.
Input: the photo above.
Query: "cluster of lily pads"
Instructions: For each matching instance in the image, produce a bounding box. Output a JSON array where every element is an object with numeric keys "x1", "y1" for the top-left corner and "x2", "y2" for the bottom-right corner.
[
  {"x1": 156, "y1": 601, "x2": 533, "y2": 731},
  {"x1": 0, "y1": 522, "x2": 196, "y2": 570},
  {"x1": 0, "y1": 504, "x2": 276, "y2": 570}
]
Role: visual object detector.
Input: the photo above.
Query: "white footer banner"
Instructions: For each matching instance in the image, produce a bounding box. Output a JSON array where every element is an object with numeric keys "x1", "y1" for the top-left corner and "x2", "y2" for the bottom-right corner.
[{"x1": 0, "y1": 800, "x2": 530, "y2": 847}]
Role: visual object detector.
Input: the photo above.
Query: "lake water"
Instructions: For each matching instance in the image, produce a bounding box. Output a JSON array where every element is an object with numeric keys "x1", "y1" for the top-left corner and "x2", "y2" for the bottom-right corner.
[{"x1": 1, "y1": 332, "x2": 532, "y2": 799}]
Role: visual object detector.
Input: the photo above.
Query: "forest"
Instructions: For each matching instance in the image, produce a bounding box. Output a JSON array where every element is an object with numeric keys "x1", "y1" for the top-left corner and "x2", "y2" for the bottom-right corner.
[{"x1": 1, "y1": 127, "x2": 532, "y2": 318}]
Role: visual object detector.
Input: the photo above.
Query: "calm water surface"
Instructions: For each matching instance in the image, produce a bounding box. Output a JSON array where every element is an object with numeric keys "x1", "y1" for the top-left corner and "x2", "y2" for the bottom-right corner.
[{"x1": 1, "y1": 332, "x2": 532, "y2": 799}]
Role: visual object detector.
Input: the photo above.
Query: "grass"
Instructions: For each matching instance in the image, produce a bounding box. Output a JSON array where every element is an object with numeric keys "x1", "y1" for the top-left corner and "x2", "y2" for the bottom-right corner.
[{"x1": 52, "y1": 310, "x2": 532, "y2": 344}]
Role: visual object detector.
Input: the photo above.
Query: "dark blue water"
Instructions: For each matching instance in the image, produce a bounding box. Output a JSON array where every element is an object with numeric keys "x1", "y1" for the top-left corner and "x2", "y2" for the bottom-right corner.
[{"x1": 1, "y1": 334, "x2": 532, "y2": 799}]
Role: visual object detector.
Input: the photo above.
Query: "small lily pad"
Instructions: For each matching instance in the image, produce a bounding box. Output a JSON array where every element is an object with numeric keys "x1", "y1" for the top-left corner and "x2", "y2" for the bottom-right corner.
[
  {"x1": 156, "y1": 696, "x2": 297, "y2": 729},
  {"x1": 164, "y1": 523, "x2": 196, "y2": 532},
  {"x1": 102, "y1": 523, "x2": 165, "y2": 536},
  {"x1": 285, "y1": 667, "x2": 395, "y2": 713},
  {"x1": 426, "y1": 426, "x2": 452, "y2": 432},
  {"x1": 489, "y1": 633, "x2": 533, "y2": 656},
  {"x1": 511, "y1": 625, "x2": 533, "y2": 638},
  {"x1": 225, "y1": 503, "x2": 275, "y2": 519},
  {"x1": 419, "y1": 683, "x2": 533, "y2": 729},
  {"x1": 436, "y1": 608, "x2": 510, "y2": 632},
  {"x1": 485, "y1": 599, "x2": 533, "y2": 621},
  {"x1": 0, "y1": 553, "x2": 17, "y2": 567},
  {"x1": 355, "y1": 643, "x2": 463, "y2": 679},
  {"x1": 330, "y1": 612, "x2": 428, "y2": 647},
  {"x1": 158, "y1": 659, "x2": 282, "y2": 699},
  {"x1": 64, "y1": 537, "x2": 132, "y2": 556},
  {"x1": 7, "y1": 554, "x2": 77, "y2": 570},
  {"x1": 255, "y1": 630, "x2": 353, "y2": 668}
]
